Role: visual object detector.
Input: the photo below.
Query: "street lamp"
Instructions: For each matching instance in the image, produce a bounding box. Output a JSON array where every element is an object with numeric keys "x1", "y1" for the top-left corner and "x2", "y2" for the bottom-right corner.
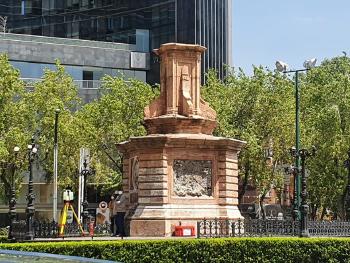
[
  {"x1": 276, "y1": 58, "x2": 317, "y2": 220},
  {"x1": 25, "y1": 137, "x2": 37, "y2": 240},
  {"x1": 344, "y1": 149, "x2": 350, "y2": 220},
  {"x1": 81, "y1": 159, "x2": 91, "y2": 226},
  {"x1": 8, "y1": 146, "x2": 19, "y2": 240},
  {"x1": 53, "y1": 108, "x2": 60, "y2": 222},
  {"x1": 290, "y1": 146, "x2": 316, "y2": 237}
]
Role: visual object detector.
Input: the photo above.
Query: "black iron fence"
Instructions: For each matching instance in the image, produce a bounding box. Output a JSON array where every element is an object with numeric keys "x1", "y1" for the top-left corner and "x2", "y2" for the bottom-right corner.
[
  {"x1": 11, "y1": 220, "x2": 26, "y2": 241},
  {"x1": 11, "y1": 218, "x2": 350, "y2": 241},
  {"x1": 11, "y1": 220, "x2": 112, "y2": 241},
  {"x1": 308, "y1": 220, "x2": 350, "y2": 237},
  {"x1": 197, "y1": 218, "x2": 299, "y2": 238},
  {"x1": 197, "y1": 218, "x2": 350, "y2": 238},
  {"x1": 32, "y1": 221, "x2": 112, "y2": 238}
]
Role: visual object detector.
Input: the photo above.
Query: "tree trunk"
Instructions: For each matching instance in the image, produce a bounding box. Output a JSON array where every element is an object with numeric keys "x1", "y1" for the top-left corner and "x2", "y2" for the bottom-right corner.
[
  {"x1": 238, "y1": 163, "x2": 249, "y2": 204},
  {"x1": 310, "y1": 203, "x2": 318, "y2": 220},
  {"x1": 342, "y1": 184, "x2": 348, "y2": 217},
  {"x1": 0, "y1": 168, "x2": 11, "y2": 203},
  {"x1": 320, "y1": 207, "x2": 327, "y2": 220},
  {"x1": 259, "y1": 192, "x2": 267, "y2": 219}
]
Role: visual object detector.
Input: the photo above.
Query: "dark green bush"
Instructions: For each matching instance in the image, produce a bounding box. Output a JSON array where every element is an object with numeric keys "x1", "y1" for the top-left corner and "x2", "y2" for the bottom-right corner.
[
  {"x1": 0, "y1": 236, "x2": 9, "y2": 243},
  {"x1": 1, "y1": 238, "x2": 350, "y2": 263}
]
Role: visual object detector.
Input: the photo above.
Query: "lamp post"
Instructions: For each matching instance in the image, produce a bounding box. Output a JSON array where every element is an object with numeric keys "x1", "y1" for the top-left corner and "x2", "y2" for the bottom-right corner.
[
  {"x1": 25, "y1": 137, "x2": 37, "y2": 240},
  {"x1": 8, "y1": 146, "x2": 19, "y2": 240},
  {"x1": 291, "y1": 166, "x2": 298, "y2": 220},
  {"x1": 275, "y1": 58, "x2": 317, "y2": 220},
  {"x1": 81, "y1": 159, "x2": 91, "y2": 226},
  {"x1": 53, "y1": 108, "x2": 60, "y2": 222},
  {"x1": 290, "y1": 146, "x2": 316, "y2": 237},
  {"x1": 344, "y1": 149, "x2": 350, "y2": 220}
]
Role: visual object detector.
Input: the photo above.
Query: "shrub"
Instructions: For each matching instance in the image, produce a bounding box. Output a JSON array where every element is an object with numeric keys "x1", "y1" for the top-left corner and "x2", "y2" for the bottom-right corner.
[
  {"x1": 0, "y1": 236, "x2": 9, "y2": 243},
  {"x1": 1, "y1": 238, "x2": 350, "y2": 263}
]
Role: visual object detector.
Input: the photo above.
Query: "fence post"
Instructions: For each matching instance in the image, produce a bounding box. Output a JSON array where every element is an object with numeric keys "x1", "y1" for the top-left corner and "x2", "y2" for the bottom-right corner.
[
  {"x1": 232, "y1": 220, "x2": 235, "y2": 237},
  {"x1": 196, "y1": 221, "x2": 200, "y2": 238},
  {"x1": 203, "y1": 218, "x2": 207, "y2": 238},
  {"x1": 226, "y1": 219, "x2": 230, "y2": 237},
  {"x1": 238, "y1": 218, "x2": 242, "y2": 237}
]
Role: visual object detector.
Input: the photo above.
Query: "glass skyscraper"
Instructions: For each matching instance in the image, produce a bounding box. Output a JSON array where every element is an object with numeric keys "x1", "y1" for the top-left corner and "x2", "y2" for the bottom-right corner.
[{"x1": 1, "y1": 0, "x2": 232, "y2": 83}]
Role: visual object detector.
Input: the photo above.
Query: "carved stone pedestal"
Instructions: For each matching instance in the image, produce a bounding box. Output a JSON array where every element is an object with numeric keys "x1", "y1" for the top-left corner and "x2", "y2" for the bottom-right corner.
[
  {"x1": 118, "y1": 134, "x2": 244, "y2": 236},
  {"x1": 117, "y1": 43, "x2": 245, "y2": 236}
]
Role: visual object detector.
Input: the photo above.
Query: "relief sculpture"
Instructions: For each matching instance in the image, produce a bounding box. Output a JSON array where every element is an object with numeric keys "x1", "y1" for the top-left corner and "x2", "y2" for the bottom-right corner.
[
  {"x1": 173, "y1": 160, "x2": 212, "y2": 197},
  {"x1": 130, "y1": 157, "x2": 139, "y2": 191},
  {"x1": 180, "y1": 65, "x2": 193, "y2": 116}
]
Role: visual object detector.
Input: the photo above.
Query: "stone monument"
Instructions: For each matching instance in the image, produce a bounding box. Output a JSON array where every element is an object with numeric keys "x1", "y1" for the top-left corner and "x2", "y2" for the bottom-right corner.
[{"x1": 117, "y1": 43, "x2": 246, "y2": 236}]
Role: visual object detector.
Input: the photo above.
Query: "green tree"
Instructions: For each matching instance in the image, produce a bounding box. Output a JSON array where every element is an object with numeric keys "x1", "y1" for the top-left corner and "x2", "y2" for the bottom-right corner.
[
  {"x1": 76, "y1": 76, "x2": 159, "y2": 192},
  {"x1": 23, "y1": 61, "x2": 82, "y2": 188},
  {"x1": 203, "y1": 68, "x2": 295, "y2": 218},
  {"x1": 301, "y1": 56, "x2": 350, "y2": 219},
  {"x1": 1, "y1": 57, "x2": 159, "y2": 200},
  {"x1": 0, "y1": 54, "x2": 30, "y2": 202}
]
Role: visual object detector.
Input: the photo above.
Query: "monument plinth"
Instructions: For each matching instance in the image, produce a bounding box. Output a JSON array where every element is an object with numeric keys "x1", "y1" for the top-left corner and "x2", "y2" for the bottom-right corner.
[{"x1": 117, "y1": 43, "x2": 245, "y2": 236}]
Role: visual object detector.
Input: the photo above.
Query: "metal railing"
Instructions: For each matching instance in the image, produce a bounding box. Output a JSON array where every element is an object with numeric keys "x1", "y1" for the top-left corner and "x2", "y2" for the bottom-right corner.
[
  {"x1": 11, "y1": 220, "x2": 112, "y2": 241},
  {"x1": 32, "y1": 221, "x2": 112, "y2": 238},
  {"x1": 197, "y1": 218, "x2": 350, "y2": 238},
  {"x1": 33, "y1": 221, "x2": 59, "y2": 238},
  {"x1": 308, "y1": 220, "x2": 350, "y2": 237},
  {"x1": 197, "y1": 218, "x2": 300, "y2": 238},
  {"x1": 11, "y1": 220, "x2": 26, "y2": 241}
]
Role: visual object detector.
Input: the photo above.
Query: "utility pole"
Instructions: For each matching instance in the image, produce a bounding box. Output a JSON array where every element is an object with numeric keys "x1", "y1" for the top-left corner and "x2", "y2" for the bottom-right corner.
[
  {"x1": 78, "y1": 148, "x2": 89, "y2": 221},
  {"x1": 53, "y1": 109, "x2": 60, "y2": 222},
  {"x1": 276, "y1": 58, "x2": 317, "y2": 220}
]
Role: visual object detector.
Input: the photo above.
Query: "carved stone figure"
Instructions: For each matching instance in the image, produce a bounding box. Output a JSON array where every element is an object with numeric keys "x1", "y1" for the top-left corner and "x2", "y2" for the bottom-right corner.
[
  {"x1": 179, "y1": 65, "x2": 193, "y2": 116},
  {"x1": 173, "y1": 160, "x2": 212, "y2": 197},
  {"x1": 130, "y1": 157, "x2": 139, "y2": 191}
]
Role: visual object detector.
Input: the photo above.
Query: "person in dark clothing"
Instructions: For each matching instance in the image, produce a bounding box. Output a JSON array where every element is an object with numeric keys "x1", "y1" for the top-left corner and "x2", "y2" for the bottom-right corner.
[
  {"x1": 108, "y1": 195, "x2": 116, "y2": 236},
  {"x1": 113, "y1": 191, "x2": 127, "y2": 237}
]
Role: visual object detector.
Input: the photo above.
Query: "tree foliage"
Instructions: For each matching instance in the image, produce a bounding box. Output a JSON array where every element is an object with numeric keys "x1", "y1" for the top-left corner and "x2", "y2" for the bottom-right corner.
[
  {"x1": 0, "y1": 56, "x2": 158, "y2": 201},
  {"x1": 76, "y1": 76, "x2": 158, "y2": 192},
  {"x1": 24, "y1": 61, "x2": 82, "y2": 187},
  {"x1": 203, "y1": 68, "x2": 295, "y2": 217},
  {"x1": 2, "y1": 50, "x2": 350, "y2": 219},
  {"x1": 203, "y1": 56, "x2": 350, "y2": 219},
  {"x1": 0, "y1": 54, "x2": 28, "y2": 201},
  {"x1": 301, "y1": 57, "x2": 350, "y2": 218}
]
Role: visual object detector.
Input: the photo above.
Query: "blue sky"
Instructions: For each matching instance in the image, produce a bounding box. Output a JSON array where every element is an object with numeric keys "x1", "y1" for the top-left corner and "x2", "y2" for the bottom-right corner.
[{"x1": 233, "y1": 1, "x2": 349, "y2": 74}]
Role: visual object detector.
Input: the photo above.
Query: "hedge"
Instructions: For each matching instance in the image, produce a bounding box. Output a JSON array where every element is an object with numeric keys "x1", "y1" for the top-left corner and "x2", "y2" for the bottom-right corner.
[
  {"x1": 1, "y1": 238, "x2": 350, "y2": 263},
  {"x1": 0, "y1": 236, "x2": 9, "y2": 243}
]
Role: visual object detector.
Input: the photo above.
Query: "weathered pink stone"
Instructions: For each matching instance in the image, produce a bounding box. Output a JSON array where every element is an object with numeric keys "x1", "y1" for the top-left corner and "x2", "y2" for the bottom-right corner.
[{"x1": 117, "y1": 43, "x2": 246, "y2": 237}]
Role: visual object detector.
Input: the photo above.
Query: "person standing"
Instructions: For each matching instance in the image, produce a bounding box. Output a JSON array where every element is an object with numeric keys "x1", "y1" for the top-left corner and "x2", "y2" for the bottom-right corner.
[
  {"x1": 113, "y1": 191, "x2": 127, "y2": 237},
  {"x1": 108, "y1": 195, "x2": 116, "y2": 236}
]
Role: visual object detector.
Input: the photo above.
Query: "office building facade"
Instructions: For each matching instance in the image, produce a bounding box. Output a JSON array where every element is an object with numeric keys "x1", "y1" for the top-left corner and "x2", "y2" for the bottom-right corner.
[{"x1": 1, "y1": 0, "x2": 232, "y2": 82}]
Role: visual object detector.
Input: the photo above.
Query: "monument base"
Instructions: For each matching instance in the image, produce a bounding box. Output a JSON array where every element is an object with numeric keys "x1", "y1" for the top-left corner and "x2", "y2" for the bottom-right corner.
[
  {"x1": 117, "y1": 43, "x2": 246, "y2": 239},
  {"x1": 128, "y1": 204, "x2": 242, "y2": 236}
]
